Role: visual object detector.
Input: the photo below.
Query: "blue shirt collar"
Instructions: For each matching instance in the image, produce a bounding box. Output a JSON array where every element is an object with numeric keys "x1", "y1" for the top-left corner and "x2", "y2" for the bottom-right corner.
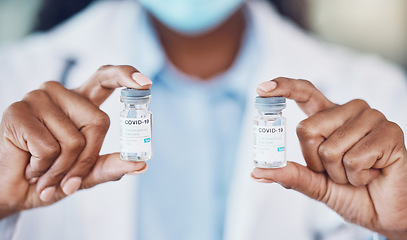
[{"x1": 133, "y1": 5, "x2": 258, "y2": 102}]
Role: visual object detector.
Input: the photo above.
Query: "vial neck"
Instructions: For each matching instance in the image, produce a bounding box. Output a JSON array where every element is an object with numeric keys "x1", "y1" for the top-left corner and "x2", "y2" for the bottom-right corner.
[
  {"x1": 258, "y1": 110, "x2": 282, "y2": 117},
  {"x1": 124, "y1": 103, "x2": 148, "y2": 110}
]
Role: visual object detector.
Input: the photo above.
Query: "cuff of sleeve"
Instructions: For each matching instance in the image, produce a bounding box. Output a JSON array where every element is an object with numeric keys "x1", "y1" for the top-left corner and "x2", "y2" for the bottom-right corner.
[
  {"x1": 0, "y1": 213, "x2": 20, "y2": 240},
  {"x1": 373, "y1": 232, "x2": 388, "y2": 240}
]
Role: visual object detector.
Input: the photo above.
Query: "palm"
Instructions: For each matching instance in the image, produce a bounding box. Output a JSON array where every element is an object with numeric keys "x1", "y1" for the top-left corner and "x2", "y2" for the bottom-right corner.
[
  {"x1": 324, "y1": 177, "x2": 376, "y2": 228},
  {"x1": 0, "y1": 163, "x2": 62, "y2": 211},
  {"x1": 323, "y1": 157, "x2": 407, "y2": 230},
  {"x1": 22, "y1": 184, "x2": 63, "y2": 210},
  {"x1": 253, "y1": 156, "x2": 407, "y2": 238}
]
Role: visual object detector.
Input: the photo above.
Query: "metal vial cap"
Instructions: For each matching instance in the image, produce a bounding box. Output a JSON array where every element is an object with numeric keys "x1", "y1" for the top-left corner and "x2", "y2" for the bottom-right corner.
[
  {"x1": 255, "y1": 96, "x2": 286, "y2": 110},
  {"x1": 121, "y1": 88, "x2": 151, "y2": 97}
]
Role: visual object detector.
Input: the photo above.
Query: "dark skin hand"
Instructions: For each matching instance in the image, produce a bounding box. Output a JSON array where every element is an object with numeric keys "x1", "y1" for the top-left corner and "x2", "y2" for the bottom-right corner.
[
  {"x1": 0, "y1": 6, "x2": 246, "y2": 220},
  {"x1": 0, "y1": 65, "x2": 151, "y2": 219},
  {"x1": 252, "y1": 78, "x2": 407, "y2": 240},
  {"x1": 3, "y1": 5, "x2": 405, "y2": 239}
]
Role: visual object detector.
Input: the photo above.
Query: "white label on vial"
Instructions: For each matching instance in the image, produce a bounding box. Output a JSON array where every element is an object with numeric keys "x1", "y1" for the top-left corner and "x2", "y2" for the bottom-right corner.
[
  {"x1": 253, "y1": 125, "x2": 285, "y2": 163},
  {"x1": 120, "y1": 117, "x2": 152, "y2": 154}
]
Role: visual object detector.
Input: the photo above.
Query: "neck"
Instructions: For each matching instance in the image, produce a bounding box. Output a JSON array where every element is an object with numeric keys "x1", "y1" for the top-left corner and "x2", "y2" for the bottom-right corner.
[{"x1": 151, "y1": 9, "x2": 246, "y2": 80}]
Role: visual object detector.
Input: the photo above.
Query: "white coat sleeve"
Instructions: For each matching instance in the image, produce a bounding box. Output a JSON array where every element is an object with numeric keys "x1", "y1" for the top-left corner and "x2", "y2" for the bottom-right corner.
[{"x1": 0, "y1": 214, "x2": 20, "y2": 240}]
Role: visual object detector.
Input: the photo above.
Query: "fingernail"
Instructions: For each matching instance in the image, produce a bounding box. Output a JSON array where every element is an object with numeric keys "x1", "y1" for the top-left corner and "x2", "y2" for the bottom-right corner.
[
  {"x1": 62, "y1": 177, "x2": 82, "y2": 195},
  {"x1": 29, "y1": 177, "x2": 38, "y2": 184},
  {"x1": 251, "y1": 177, "x2": 275, "y2": 184},
  {"x1": 257, "y1": 81, "x2": 277, "y2": 93},
  {"x1": 40, "y1": 186, "x2": 56, "y2": 202},
  {"x1": 126, "y1": 165, "x2": 148, "y2": 175},
  {"x1": 132, "y1": 72, "x2": 152, "y2": 87}
]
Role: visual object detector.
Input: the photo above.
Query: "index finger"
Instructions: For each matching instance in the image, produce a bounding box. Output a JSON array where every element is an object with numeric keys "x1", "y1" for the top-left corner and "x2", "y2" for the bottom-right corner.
[
  {"x1": 257, "y1": 77, "x2": 336, "y2": 116},
  {"x1": 74, "y1": 65, "x2": 152, "y2": 107}
]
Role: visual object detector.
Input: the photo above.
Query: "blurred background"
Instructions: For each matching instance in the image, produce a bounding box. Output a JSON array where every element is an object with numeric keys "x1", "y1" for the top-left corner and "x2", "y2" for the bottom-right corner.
[{"x1": 0, "y1": 0, "x2": 406, "y2": 70}]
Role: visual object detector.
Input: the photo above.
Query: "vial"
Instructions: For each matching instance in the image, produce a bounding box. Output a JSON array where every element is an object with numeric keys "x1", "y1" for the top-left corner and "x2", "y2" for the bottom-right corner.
[
  {"x1": 120, "y1": 88, "x2": 152, "y2": 161},
  {"x1": 253, "y1": 96, "x2": 286, "y2": 168}
]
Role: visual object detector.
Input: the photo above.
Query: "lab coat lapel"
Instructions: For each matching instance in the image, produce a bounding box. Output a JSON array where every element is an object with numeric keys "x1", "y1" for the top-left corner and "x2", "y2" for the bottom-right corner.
[
  {"x1": 222, "y1": 67, "x2": 268, "y2": 240},
  {"x1": 57, "y1": 2, "x2": 145, "y2": 239},
  {"x1": 223, "y1": 2, "x2": 314, "y2": 240}
]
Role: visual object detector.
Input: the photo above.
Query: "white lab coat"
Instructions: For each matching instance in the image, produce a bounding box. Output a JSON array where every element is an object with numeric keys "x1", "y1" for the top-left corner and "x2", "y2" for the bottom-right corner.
[{"x1": 1, "y1": 1, "x2": 407, "y2": 240}]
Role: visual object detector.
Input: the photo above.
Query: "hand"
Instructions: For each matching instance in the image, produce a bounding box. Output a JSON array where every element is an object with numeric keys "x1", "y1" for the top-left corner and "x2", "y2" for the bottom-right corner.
[
  {"x1": 251, "y1": 78, "x2": 407, "y2": 240},
  {"x1": 0, "y1": 65, "x2": 152, "y2": 219}
]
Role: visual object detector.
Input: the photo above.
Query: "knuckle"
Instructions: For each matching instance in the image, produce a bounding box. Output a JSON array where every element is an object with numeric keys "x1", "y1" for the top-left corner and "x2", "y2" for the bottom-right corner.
[
  {"x1": 376, "y1": 121, "x2": 404, "y2": 143},
  {"x1": 318, "y1": 143, "x2": 340, "y2": 163},
  {"x1": 349, "y1": 178, "x2": 364, "y2": 187},
  {"x1": 346, "y1": 175, "x2": 358, "y2": 186},
  {"x1": 38, "y1": 143, "x2": 61, "y2": 161},
  {"x1": 296, "y1": 120, "x2": 318, "y2": 140},
  {"x1": 360, "y1": 108, "x2": 386, "y2": 122},
  {"x1": 39, "y1": 81, "x2": 62, "y2": 91},
  {"x1": 298, "y1": 79, "x2": 315, "y2": 89},
  {"x1": 381, "y1": 121, "x2": 405, "y2": 143},
  {"x1": 111, "y1": 174, "x2": 125, "y2": 182},
  {"x1": 92, "y1": 111, "x2": 110, "y2": 129},
  {"x1": 384, "y1": 121, "x2": 403, "y2": 135},
  {"x1": 64, "y1": 133, "x2": 86, "y2": 152},
  {"x1": 97, "y1": 65, "x2": 113, "y2": 72},
  {"x1": 296, "y1": 123, "x2": 322, "y2": 152},
  {"x1": 3, "y1": 101, "x2": 30, "y2": 118},
  {"x1": 118, "y1": 65, "x2": 138, "y2": 72},
  {"x1": 342, "y1": 154, "x2": 360, "y2": 171},
  {"x1": 23, "y1": 90, "x2": 49, "y2": 102},
  {"x1": 349, "y1": 99, "x2": 369, "y2": 109},
  {"x1": 347, "y1": 171, "x2": 368, "y2": 187},
  {"x1": 273, "y1": 76, "x2": 289, "y2": 82}
]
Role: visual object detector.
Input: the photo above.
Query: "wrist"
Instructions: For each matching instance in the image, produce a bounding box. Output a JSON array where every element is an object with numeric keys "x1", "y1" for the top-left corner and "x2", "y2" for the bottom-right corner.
[
  {"x1": 0, "y1": 208, "x2": 19, "y2": 220},
  {"x1": 379, "y1": 230, "x2": 407, "y2": 240}
]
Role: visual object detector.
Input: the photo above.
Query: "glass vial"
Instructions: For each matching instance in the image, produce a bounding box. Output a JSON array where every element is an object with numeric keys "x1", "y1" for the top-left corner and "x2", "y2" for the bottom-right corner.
[
  {"x1": 253, "y1": 96, "x2": 286, "y2": 168},
  {"x1": 120, "y1": 88, "x2": 152, "y2": 161}
]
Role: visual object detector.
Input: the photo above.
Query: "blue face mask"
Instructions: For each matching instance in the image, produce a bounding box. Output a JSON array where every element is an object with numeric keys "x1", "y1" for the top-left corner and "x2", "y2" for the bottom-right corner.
[{"x1": 138, "y1": 0, "x2": 245, "y2": 35}]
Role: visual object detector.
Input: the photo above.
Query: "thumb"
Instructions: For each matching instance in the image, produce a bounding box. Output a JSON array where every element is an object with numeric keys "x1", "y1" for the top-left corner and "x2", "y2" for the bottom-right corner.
[
  {"x1": 251, "y1": 162, "x2": 329, "y2": 203},
  {"x1": 81, "y1": 153, "x2": 147, "y2": 189}
]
